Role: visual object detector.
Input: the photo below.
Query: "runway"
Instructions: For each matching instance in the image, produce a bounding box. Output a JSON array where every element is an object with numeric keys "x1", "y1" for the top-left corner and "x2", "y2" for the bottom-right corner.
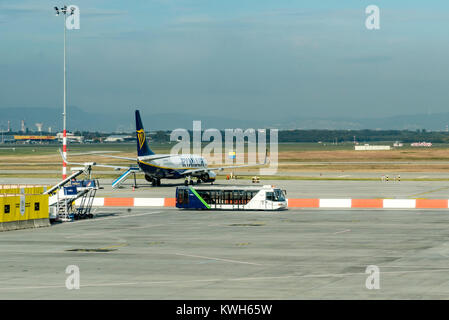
[
  {"x1": 1, "y1": 207, "x2": 449, "y2": 299},
  {"x1": 1, "y1": 178, "x2": 449, "y2": 299},
  {"x1": 3, "y1": 177, "x2": 449, "y2": 199},
  {"x1": 110, "y1": 179, "x2": 449, "y2": 200}
]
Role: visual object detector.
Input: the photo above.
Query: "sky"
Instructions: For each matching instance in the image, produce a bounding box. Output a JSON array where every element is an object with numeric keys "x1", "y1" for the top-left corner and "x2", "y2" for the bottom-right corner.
[{"x1": 1, "y1": 0, "x2": 449, "y2": 127}]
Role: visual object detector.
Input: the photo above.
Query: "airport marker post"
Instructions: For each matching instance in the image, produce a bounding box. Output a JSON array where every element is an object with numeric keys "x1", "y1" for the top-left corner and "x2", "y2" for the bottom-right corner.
[{"x1": 54, "y1": 5, "x2": 74, "y2": 179}]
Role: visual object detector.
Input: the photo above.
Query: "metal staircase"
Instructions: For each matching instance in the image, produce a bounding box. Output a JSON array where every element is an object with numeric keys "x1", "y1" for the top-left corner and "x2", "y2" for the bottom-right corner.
[
  {"x1": 46, "y1": 165, "x2": 100, "y2": 222},
  {"x1": 112, "y1": 167, "x2": 140, "y2": 189}
]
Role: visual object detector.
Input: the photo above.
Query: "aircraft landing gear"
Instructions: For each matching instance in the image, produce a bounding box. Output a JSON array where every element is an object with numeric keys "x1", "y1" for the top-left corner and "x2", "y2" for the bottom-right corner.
[
  {"x1": 184, "y1": 176, "x2": 194, "y2": 186},
  {"x1": 200, "y1": 173, "x2": 210, "y2": 183},
  {"x1": 151, "y1": 178, "x2": 161, "y2": 186}
]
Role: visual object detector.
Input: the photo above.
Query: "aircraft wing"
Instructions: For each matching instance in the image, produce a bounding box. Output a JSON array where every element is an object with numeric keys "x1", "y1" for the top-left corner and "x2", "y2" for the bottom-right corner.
[
  {"x1": 211, "y1": 163, "x2": 264, "y2": 172},
  {"x1": 59, "y1": 149, "x2": 139, "y2": 171},
  {"x1": 181, "y1": 161, "x2": 269, "y2": 176},
  {"x1": 62, "y1": 151, "x2": 121, "y2": 156},
  {"x1": 60, "y1": 151, "x2": 137, "y2": 161},
  {"x1": 96, "y1": 154, "x2": 137, "y2": 161},
  {"x1": 73, "y1": 152, "x2": 173, "y2": 164},
  {"x1": 180, "y1": 168, "x2": 209, "y2": 176},
  {"x1": 139, "y1": 155, "x2": 173, "y2": 161},
  {"x1": 181, "y1": 152, "x2": 268, "y2": 176},
  {"x1": 179, "y1": 164, "x2": 259, "y2": 176}
]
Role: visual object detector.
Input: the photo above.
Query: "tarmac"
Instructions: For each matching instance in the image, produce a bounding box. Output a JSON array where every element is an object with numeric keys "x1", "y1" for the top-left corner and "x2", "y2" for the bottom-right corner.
[
  {"x1": 3, "y1": 176, "x2": 449, "y2": 199},
  {"x1": 1, "y1": 177, "x2": 449, "y2": 299}
]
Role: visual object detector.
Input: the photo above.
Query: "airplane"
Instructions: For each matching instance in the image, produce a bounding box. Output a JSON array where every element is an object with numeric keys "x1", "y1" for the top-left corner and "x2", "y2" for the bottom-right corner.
[{"x1": 61, "y1": 110, "x2": 267, "y2": 188}]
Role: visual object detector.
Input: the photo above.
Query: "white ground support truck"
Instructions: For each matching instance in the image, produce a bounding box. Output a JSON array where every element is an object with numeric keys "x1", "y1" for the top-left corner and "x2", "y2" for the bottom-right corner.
[{"x1": 176, "y1": 185, "x2": 287, "y2": 210}]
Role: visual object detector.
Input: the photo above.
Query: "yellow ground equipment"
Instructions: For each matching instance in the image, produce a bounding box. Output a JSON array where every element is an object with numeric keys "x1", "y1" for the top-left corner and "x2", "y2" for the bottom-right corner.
[{"x1": 0, "y1": 191, "x2": 50, "y2": 231}]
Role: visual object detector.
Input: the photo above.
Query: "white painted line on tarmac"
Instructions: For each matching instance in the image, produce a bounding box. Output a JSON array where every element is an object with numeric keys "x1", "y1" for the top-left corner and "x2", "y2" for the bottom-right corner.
[
  {"x1": 67, "y1": 211, "x2": 162, "y2": 225},
  {"x1": 383, "y1": 199, "x2": 416, "y2": 209},
  {"x1": 319, "y1": 199, "x2": 352, "y2": 208},
  {"x1": 64, "y1": 224, "x2": 165, "y2": 239},
  {"x1": 127, "y1": 224, "x2": 165, "y2": 230},
  {"x1": 174, "y1": 253, "x2": 264, "y2": 266},
  {"x1": 95, "y1": 211, "x2": 162, "y2": 221},
  {"x1": 333, "y1": 229, "x2": 351, "y2": 234},
  {"x1": 65, "y1": 231, "x2": 113, "y2": 239},
  {"x1": 2, "y1": 269, "x2": 449, "y2": 291}
]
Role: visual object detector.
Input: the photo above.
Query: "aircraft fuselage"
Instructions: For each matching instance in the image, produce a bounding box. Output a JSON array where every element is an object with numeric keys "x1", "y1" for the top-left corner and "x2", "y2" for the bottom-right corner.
[{"x1": 137, "y1": 154, "x2": 210, "y2": 179}]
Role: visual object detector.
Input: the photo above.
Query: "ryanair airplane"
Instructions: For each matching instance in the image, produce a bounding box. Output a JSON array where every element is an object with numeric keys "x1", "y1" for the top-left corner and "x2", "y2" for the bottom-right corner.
[{"x1": 62, "y1": 110, "x2": 266, "y2": 188}]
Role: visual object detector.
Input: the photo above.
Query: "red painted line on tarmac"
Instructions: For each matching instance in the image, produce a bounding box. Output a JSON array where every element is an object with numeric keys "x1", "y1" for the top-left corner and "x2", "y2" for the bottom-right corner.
[
  {"x1": 287, "y1": 199, "x2": 319, "y2": 208},
  {"x1": 351, "y1": 199, "x2": 383, "y2": 208},
  {"x1": 103, "y1": 198, "x2": 134, "y2": 207},
  {"x1": 415, "y1": 199, "x2": 448, "y2": 209},
  {"x1": 93, "y1": 198, "x2": 449, "y2": 209},
  {"x1": 164, "y1": 198, "x2": 176, "y2": 207}
]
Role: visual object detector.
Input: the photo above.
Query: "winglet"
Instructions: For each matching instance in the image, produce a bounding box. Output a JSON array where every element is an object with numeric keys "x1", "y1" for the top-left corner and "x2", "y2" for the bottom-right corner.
[
  {"x1": 58, "y1": 148, "x2": 96, "y2": 166},
  {"x1": 59, "y1": 148, "x2": 67, "y2": 163}
]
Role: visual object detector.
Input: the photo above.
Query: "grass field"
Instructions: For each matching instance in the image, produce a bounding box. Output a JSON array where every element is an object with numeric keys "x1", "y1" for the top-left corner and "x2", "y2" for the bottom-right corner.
[{"x1": 2, "y1": 142, "x2": 449, "y2": 179}]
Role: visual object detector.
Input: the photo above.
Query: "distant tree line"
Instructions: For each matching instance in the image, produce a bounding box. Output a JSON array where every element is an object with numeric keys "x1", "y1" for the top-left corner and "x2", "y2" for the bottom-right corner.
[
  {"x1": 11, "y1": 129, "x2": 446, "y2": 144},
  {"x1": 277, "y1": 129, "x2": 449, "y2": 143},
  {"x1": 144, "y1": 129, "x2": 449, "y2": 144}
]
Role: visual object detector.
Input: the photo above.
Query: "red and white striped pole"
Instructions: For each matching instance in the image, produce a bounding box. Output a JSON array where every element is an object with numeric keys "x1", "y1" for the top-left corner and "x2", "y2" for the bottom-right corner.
[
  {"x1": 62, "y1": 7, "x2": 67, "y2": 179},
  {"x1": 54, "y1": 6, "x2": 71, "y2": 179},
  {"x1": 62, "y1": 129, "x2": 67, "y2": 179}
]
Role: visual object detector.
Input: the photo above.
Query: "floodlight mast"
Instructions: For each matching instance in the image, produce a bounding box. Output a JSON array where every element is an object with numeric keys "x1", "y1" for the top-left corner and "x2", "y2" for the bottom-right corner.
[{"x1": 54, "y1": 5, "x2": 74, "y2": 179}]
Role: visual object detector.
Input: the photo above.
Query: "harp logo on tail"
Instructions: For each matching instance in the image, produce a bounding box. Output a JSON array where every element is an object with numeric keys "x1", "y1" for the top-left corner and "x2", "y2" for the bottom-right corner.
[{"x1": 137, "y1": 129, "x2": 145, "y2": 149}]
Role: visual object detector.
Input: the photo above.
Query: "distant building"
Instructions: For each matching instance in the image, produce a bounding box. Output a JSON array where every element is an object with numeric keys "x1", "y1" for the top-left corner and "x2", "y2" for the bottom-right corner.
[
  {"x1": 13, "y1": 135, "x2": 57, "y2": 142},
  {"x1": 2, "y1": 134, "x2": 15, "y2": 143},
  {"x1": 355, "y1": 144, "x2": 391, "y2": 151},
  {"x1": 104, "y1": 135, "x2": 134, "y2": 142},
  {"x1": 411, "y1": 142, "x2": 432, "y2": 147},
  {"x1": 56, "y1": 132, "x2": 84, "y2": 143}
]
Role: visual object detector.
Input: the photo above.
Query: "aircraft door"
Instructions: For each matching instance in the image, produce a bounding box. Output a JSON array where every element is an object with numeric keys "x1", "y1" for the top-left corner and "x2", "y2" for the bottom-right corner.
[
  {"x1": 233, "y1": 190, "x2": 239, "y2": 210},
  {"x1": 265, "y1": 192, "x2": 274, "y2": 210},
  {"x1": 210, "y1": 190, "x2": 216, "y2": 209}
]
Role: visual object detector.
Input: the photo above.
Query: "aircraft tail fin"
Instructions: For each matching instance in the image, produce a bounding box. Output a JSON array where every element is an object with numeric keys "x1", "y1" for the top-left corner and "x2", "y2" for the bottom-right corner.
[{"x1": 135, "y1": 110, "x2": 155, "y2": 157}]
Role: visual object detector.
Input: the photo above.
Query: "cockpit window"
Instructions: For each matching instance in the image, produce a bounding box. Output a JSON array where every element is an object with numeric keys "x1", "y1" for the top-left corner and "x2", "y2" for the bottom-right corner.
[
  {"x1": 274, "y1": 189, "x2": 286, "y2": 201},
  {"x1": 266, "y1": 189, "x2": 286, "y2": 201}
]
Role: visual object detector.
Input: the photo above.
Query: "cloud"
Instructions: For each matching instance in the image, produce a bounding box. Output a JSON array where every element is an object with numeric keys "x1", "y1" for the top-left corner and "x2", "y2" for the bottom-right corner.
[
  {"x1": 174, "y1": 14, "x2": 214, "y2": 25},
  {"x1": 0, "y1": 3, "x2": 49, "y2": 15},
  {"x1": 341, "y1": 56, "x2": 393, "y2": 64},
  {"x1": 80, "y1": 9, "x2": 128, "y2": 18},
  {"x1": 0, "y1": 3, "x2": 127, "y2": 19}
]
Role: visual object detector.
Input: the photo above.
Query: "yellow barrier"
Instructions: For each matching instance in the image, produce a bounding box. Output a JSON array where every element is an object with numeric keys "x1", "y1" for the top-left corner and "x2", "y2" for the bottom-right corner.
[
  {"x1": 0, "y1": 185, "x2": 50, "y2": 195},
  {"x1": 0, "y1": 193, "x2": 49, "y2": 231}
]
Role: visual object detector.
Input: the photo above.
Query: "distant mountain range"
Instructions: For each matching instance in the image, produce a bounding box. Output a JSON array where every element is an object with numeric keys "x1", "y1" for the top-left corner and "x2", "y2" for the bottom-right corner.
[
  {"x1": 0, "y1": 106, "x2": 269, "y2": 132},
  {"x1": 283, "y1": 113, "x2": 449, "y2": 131},
  {"x1": 1, "y1": 106, "x2": 449, "y2": 132}
]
